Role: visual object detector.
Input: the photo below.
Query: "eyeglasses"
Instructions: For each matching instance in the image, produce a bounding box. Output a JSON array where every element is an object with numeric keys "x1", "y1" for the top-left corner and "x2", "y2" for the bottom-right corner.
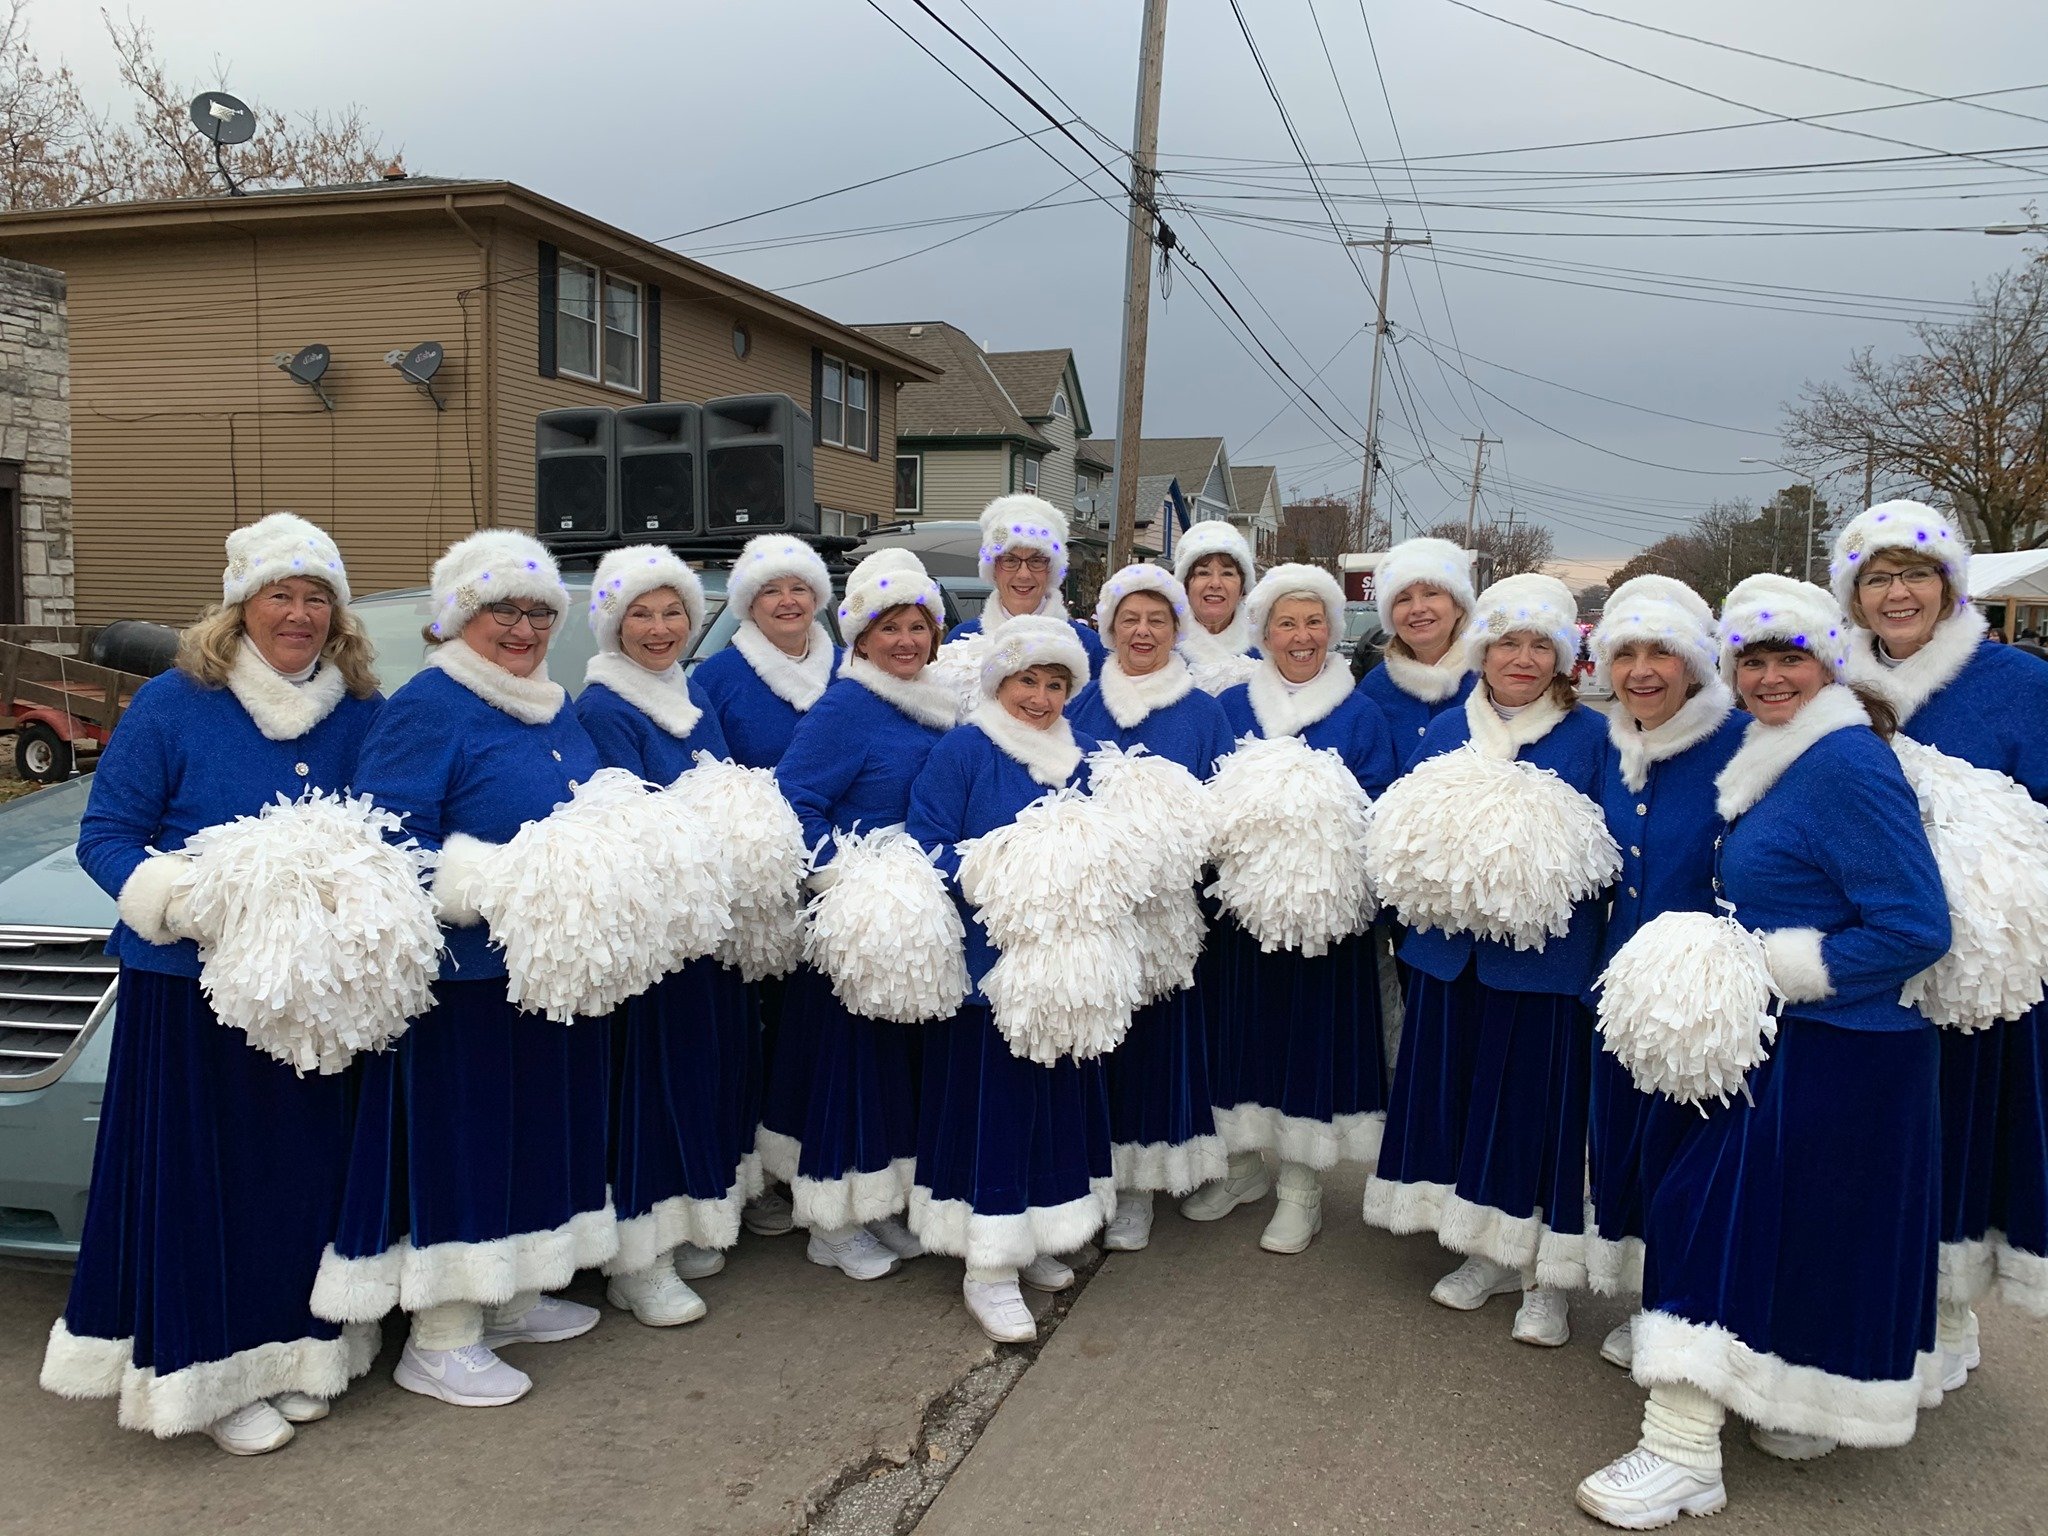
[
  {"x1": 995, "y1": 553, "x2": 1051, "y2": 574},
  {"x1": 481, "y1": 601, "x2": 559, "y2": 630},
  {"x1": 1856, "y1": 567, "x2": 1940, "y2": 594}
]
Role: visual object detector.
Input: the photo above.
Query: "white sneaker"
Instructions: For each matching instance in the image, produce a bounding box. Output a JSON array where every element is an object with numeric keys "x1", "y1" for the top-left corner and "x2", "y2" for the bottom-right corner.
[
  {"x1": 963, "y1": 1277, "x2": 1037, "y2": 1343},
  {"x1": 1512, "y1": 1287, "x2": 1571, "y2": 1347},
  {"x1": 673, "y1": 1242, "x2": 727, "y2": 1280},
  {"x1": 1939, "y1": 1306, "x2": 1981, "y2": 1391},
  {"x1": 1749, "y1": 1424, "x2": 1836, "y2": 1461},
  {"x1": 480, "y1": 1294, "x2": 601, "y2": 1349},
  {"x1": 1180, "y1": 1155, "x2": 1272, "y2": 1222},
  {"x1": 1430, "y1": 1255, "x2": 1523, "y2": 1311},
  {"x1": 743, "y1": 1186, "x2": 796, "y2": 1237},
  {"x1": 1259, "y1": 1171, "x2": 1323, "y2": 1255},
  {"x1": 1020, "y1": 1253, "x2": 1076, "y2": 1293},
  {"x1": 269, "y1": 1390, "x2": 330, "y2": 1424},
  {"x1": 867, "y1": 1215, "x2": 925, "y2": 1260},
  {"x1": 806, "y1": 1226, "x2": 902, "y2": 1281},
  {"x1": 606, "y1": 1266, "x2": 707, "y2": 1327},
  {"x1": 205, "y1": 1400, "x2": 294, "y2": 1455},
  {"x1": 393, "y1": 1341, "x2": 533, "y2": 1408},
  {"x1": 1575, "y1": 1447, "x2": 1727, "y2": 1529},
  {"x1": 1601, "y1": 1318, "x2": 1636, "y2": 1371},
  {"x1": 1104, "y1": 1192, "x2": 1154, "y2": 1252}
]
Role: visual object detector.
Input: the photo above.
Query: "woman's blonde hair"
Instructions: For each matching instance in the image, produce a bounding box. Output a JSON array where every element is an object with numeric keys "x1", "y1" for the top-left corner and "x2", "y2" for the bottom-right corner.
[{"x1": 177, "y1": 581, "x2": 379, "y2": 699}]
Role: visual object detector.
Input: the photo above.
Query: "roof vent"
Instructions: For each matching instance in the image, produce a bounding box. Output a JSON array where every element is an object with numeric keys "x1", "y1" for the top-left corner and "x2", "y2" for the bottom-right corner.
[
  {"x1": 382, "y1": 158, "x2": 408, "y2": 181},
  {"x1": 907, "y1": 325, "x2": 924, "y2": 337}
]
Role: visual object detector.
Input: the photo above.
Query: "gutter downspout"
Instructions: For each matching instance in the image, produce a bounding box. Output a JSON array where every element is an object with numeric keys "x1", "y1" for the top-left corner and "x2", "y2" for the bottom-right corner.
[{"x1": 445, "y1": 196, "x2": 498, "y2": 527}]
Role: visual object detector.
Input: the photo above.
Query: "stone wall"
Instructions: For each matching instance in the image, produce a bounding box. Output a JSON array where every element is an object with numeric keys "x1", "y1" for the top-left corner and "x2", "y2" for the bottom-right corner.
[{"x1": 0, "y1": 257, "x2": 70, "y2": 625}]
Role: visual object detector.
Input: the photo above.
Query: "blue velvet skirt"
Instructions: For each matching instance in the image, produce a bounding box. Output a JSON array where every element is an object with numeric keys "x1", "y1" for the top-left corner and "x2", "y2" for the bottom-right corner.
[
  {"x1": 1636, "y1": 1015, "x2": 1940, "y2": 1447},
  {"x1": 1936, "y1": 999, "x2": 2048, "y2": 1314},
  {"x1": 608, "y1": 957, "x2": 763, "y2": 1275},
  {"x1": 755, "y1": 966, "x2": 918, "y2": 1230},
  {"x1": 43, "y1": 970, "x2": 373, "y2": 1437},
  {"x1": 908, "y1": 1004, "x2": 1114, "y2": 1270},
  {"x1": 1586, "y1": 1050, "x2": 1691, "y2": 1297},
  {"x1": 313, "y1": 977, "x2": 615, "y2": 1321},
  {"x1": 1106, "y1": 984, "x2": 1225, "y2": 1195},
  {"x1": 1209, "y1": 917, "x2": 1387, "y2": 1169}
]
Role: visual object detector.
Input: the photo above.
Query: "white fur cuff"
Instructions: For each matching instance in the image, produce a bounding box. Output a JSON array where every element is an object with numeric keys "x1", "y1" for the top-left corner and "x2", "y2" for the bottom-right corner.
[
  {"x1": 431, "y1": 833, "x2": 497, "y2": 927},
  {"x1": 1763, "y1": 927, "x2": 1833, "y2": 1004},
  {"x1": 117, "y1": 853, "x2": 194, "y2": 947}
]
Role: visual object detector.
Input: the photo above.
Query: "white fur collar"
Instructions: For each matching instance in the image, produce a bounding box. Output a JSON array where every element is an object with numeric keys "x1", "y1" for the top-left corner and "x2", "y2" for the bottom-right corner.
[
  {"x1": 733, "y1": 620, "x2": 833, "y2": 712},
  {"x1": 227, "y1": 639, "x2": 348, "y2": 741},
  {"x1": 583, "y1": 651, "x2": 703, "y2": 739},
  {"x1": 839, "y1": 653, "x2": 960, "y2": 730},
  {"x1": 1379, "y1": 639, "x2": 1472, "y2": 704},
  {"x1": 1180, "y1": 610, "x2": 1253, "y2": 664},
  {"x1": 987, "y1": 589, "x2": 1070, "y2": 628},
  {"x1": 1247, "y1": 657, "x2": 1355, "y2": 739},
  {"x1": 1099, "y1": 653, "x2": 1195, "y2": 730},
  {"x1": 1715, "y1": 684, "x2": 1870, "y2": 820},
  {"x1": 1604, "y1": 681, "x2": 1734, "y2": 793},
  {"x1": 1843, "y1": 608, "x2": 1986, "y2": 726},
  {"x1": 426, "y1": 638, "x2": 565, "y2": 724},
  {"x1": 970, "y1": 699, "x2": 1081, "y2": 787},
  {"x1": 1462, "y1": 684, "x2": 1570, "y2": 761}
]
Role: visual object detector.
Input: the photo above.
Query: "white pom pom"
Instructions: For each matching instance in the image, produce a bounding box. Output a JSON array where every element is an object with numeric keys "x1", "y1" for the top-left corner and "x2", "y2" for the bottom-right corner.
[
  {"x1": 1185, "y1": 652, "x2": 1258, "y2": 696},
  {"x1": 667, "y1": 752, "x2": 809, "y2": 981},
  {"x1": 1132, "y1": 886, "x2": 1205, "y2": 1003},
  {"x1": 804, "y1": 826, "x2": 968, "y2": 1023},
  {"x1": 180, "y1": 790, "x2": 440, "y2": 1075},
  {"x1": 929, "y1": 632, "x2": 993, "y2": 718},
  {"x1": 1892, "y1": 737, "x2": 2048, "y2": 1032},
  {"x1": 981, "y1": 915, "x2": 1145, "y2": 1066},
  {"x1": 1083, "y1": 743, "x2": 1209, "y2": 894},
  {"x1": 1596, "y1": 910, "x2": 1779, "y2": 1107},
  {"x1": 630, "y1": 785, "x2": 736, "y2": 968},
  {"x1": 1203, "y1": 735, "x2": 1373, "y2": 957},
  {"x1": 1366, "y1": 745, "x2": 1619, "y2": 952}
]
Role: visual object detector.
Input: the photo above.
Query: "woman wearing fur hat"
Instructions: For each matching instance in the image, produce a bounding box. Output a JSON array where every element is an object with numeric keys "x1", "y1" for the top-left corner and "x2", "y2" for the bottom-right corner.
[
  {"x1": 575, "y1": 546, "x2": 758, "y2": 1327},
  {"x1": 1580, "y1": 576, "x2": 1746, "y2": 1372},
  {"x1": 1171, "y1": 519, "x2": 1261, "y2": 694},
  {"x1": 313, "y1": 531, "x2": 614, "y2": 1411},
  {"x1": 1068, "y1": 565, "x2": 1236, "y2": 1251},
  {"x1": 1186, "y1": 563, "x2": 1398, "y2": 1252},
  {"x1": 1832, "y1": 501, "x2": 2048, "y2": 1383},
  {"x1": 1357, "y1": 536, "x2": 1478, "y2": 765},
  {"x1": 763, "y1": 549, "x2": 957, "y2": 1281},
  {"x1": 1363, "y1": 573, "x2": 1610, "y2": 1349},
  {"x1": 905, "y1": 615, "x2": 1113, "y2": 1340},
  {"x1": 947, "y1": 493, "x2": 1107, "y2": 668},
  {"x1": 1577, "y1": 573, "x2": 1950, "y2": 1528},
  {"x1": 45, "y1": 514, "x2": 381, "y2": 1455}
]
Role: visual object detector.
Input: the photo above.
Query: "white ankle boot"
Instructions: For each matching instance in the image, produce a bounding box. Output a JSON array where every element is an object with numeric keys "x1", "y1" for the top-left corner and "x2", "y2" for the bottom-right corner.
[
  {"x1": 1258, "y1": 1163, "x2": 1322, "y2": 1254},
  {"x1": 1938, "y1": 1299, "x2": 1980, "y2": 1391},
  {"x1": 1020, "y1": 1252, "x2": 1076, "y2": 1292},
  {"x1": 1180, "y1": 1152, "x2": 1271, "y2": 1222},
  {"x1": 963, "y1": 1274, "x2": 1037, "y2": 1343},
  {"x1": 1104, "y1": 1191, "x2": 1155, "y2": 1251}
]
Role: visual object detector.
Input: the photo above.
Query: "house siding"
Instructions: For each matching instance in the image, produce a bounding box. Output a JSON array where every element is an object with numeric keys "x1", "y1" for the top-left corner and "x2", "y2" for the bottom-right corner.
[{"x1": 911, "y1": 443, "x2": 1008, "y2": 520}]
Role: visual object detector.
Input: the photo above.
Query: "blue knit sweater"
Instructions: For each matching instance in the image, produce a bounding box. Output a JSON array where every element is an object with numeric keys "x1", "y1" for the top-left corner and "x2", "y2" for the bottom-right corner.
[
  {"x1": 1215, "y1": 683, "x2": 1399, "y2": 799},
  {"x1": 575, "y1": 676, "x2": 730, "y2": 784},
  {"x1": 775, "y1": 676, "x2": 948, "y2": 864},
  {"x1": 1066, "y1": 679, "x2": 1236, "y2": 778},
  {"x1": 693, "y1": 642, "x2": 837, "y2": 769},
  {"x1": 1358, "y1": 664, "x2": 1477, "y2": 773}
]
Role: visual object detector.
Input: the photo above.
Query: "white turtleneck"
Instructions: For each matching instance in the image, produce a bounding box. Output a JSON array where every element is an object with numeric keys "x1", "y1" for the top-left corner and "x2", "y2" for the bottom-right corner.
[
  {"x1": 243, "y1": 636, "x2": 317, "y2": 686},
  {"x1": 1491, "y1": 696, "x2": 1531, "y2": 719}
]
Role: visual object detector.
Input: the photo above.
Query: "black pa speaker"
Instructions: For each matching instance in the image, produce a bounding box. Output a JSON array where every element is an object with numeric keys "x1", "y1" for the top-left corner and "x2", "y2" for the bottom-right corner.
[
  {"x1": 616, "y1": 403, "x2": 703, "y2": 538},
  {"x1": 535, "y1": 408, "x2": 617, "y2": 540},
  {"x1": 703, "y1": 394, "x2": 816, "y2": 535}
]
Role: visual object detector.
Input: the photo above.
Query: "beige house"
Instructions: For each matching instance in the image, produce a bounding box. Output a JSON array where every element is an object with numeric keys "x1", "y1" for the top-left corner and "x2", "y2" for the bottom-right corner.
[
  {"x1": 0, "y1": 175, "x2": 936, "y2": 625},
  {"x1": 1228, "y1": 464, "x2": 1283, "y2": 567}
]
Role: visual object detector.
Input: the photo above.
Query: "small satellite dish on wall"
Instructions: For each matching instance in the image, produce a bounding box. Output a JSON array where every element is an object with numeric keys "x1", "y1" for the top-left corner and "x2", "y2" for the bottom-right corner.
[
  {"x1": 275, "y1": 343, "x2": 335, "y2": 410},
  {"x1": 385, "y1": 340, "x2": 447, "y2": 410},
  {"x1": 189, "y1": 91, "x2": 256, "y2": 144}
]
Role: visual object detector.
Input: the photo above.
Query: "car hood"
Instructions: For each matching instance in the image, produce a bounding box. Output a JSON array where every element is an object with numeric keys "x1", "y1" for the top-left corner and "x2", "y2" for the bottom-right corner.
[{"x1": 0, "y1": 777, "x2": 112, "y2": 931}]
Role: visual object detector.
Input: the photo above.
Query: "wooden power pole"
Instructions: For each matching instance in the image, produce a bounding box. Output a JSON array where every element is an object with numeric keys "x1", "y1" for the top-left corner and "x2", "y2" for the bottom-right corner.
[
  {"x1": 1462, "y1": 433, "x2": 1496, "y2": 543},
  {"x1": 1109, "y1": 0, "x2": 1168, "y2": 574},
  {"x1": 1343, "y1": 221, "x2": 1429, "y2": 550}
]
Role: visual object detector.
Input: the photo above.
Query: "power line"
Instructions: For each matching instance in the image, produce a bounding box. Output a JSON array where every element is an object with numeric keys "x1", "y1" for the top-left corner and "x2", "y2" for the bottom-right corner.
[{"x1": 774, "y1": 171, "x2": 1093, "y2": 291}]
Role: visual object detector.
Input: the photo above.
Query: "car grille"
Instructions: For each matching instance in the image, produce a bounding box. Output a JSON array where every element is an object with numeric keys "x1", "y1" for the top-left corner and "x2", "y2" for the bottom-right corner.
[{"x1": 0, "y1": 929, "x2": 117, "y2": 1092}]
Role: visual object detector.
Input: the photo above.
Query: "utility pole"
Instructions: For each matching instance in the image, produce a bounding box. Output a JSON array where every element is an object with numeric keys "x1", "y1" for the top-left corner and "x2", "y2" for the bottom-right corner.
[
  {"x1": 1863, "y1": 432, "x2": 1876, "y2": 510},
  {"x1": 1462, "y1": 433, "x2": 1495, "y2": 544},
  {"x1": 1109, "y1": 0, "x2": 1168, "y2": 574},
  {"x1": 1498, "y1": 504, "x2": 1519, "y2": 569},
  {"x1": 1343, "y1": 222, "x2": 1430, "y2": 550}
]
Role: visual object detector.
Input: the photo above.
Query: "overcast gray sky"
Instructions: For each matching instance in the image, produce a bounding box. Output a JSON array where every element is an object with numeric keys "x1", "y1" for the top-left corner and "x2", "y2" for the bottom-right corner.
[{"x1": 38, "y1": 0, "x2": 2048, "y2": 573}]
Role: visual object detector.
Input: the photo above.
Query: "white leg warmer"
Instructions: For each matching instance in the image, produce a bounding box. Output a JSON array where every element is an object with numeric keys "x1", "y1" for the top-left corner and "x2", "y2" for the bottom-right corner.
[
  {"x1": 1641, "y1": 1382, "x2": 1726, "y2": 1473},
  {"x1": 965, "y1": 1264, "x2": 1019, "y2": 1284},
  {"x1": 410, "y1": 1301, "x2": 484, "y2": 1351},
  {"x1": 1936, "y1": 1297, "x2": 1974, "y2": 1351},
  {"x1": 486, "y1": 1291, "x2": 541, "y2": 1329}
]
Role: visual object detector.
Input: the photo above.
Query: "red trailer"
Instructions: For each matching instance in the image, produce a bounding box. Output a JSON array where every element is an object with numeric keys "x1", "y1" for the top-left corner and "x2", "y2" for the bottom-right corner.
[{"x1": 0, "y1": 627, "x2": 150, "y2": 782}]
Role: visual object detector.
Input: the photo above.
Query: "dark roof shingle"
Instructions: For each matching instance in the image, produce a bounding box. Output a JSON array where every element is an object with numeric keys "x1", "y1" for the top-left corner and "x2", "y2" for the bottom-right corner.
[{"x1": 854, "y1": 322, "x2": 1048, "y2": 444}]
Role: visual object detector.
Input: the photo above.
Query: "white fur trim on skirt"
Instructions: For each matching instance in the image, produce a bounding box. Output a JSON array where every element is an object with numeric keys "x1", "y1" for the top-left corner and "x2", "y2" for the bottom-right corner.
[
  {"x1": 1212, "y1": 1103, "x2": 1383, "y2": 1171},
  {"x1": 757, "y1": 1126, "x2": 914, "y2": 1229},
  {"x1": 1996, "y1": 1231, "x2": 2048, "y2": 1317},
  {"x1": 908, "y1": 1178, "x2": 1116, "y2": 1270},
  {"x1": 1359, "y1": 1177, "x2": 1585, "y2": 1287},
  {"x1": 1113, "y1": 1133, "x2": 1228, "y2": 1196},
  {"x1": 1939, "y1": 1236, "x2": 1999, "y2": 1308},
  {"x1": 1585, "y1": 1228, "x2": 1646, "y2": 1299},
  {"x1": 40, "y1": 1317, "x2": 379, "y2": 1439},
  {"x1": 605, "y1": 1153, "x2": 765, "y2": 1276},
  {"x1": 309, "y1": 1204, "x2": 618, "y2": 1321}
]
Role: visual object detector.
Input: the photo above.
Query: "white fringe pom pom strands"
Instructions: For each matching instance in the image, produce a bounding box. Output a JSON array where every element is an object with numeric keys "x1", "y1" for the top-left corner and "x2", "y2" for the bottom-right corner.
[
  {"x1": 1891, "y1": 737, "x2": 2048, "y2": 1033},
  {"x1": 1596, "y1": 910, "x2": 1780, "y2": 1108},
  {"x1": 179, "y1": 791, "x2": 440, "y2": 1075},
  {"x1": 669, "y1": 752, "x2": 809, "y2": 982},
  {"x1": 1083, "y1": 745, "x2": 1212, "y2": 1003},
  {"x1": 1365, "y1": 746, "x2": 1619, "y2": 952},
  {"x1": 1205, "y1": 735, "x2": 1373, "y2": 958},
  {"x1": 804, "y1": 827, "x2": 969, "y2": 1024}
]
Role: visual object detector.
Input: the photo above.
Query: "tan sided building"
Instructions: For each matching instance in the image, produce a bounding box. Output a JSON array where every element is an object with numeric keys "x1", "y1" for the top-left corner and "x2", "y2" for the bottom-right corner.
[{"x1": 0, "y1": 174, "x2": 938, "y2": 625}]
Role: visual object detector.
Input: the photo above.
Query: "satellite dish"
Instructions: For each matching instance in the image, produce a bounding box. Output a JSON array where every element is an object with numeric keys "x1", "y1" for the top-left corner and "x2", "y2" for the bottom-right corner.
[
  {"x1": 385, "y1": 340, "x2": 448, "y2": 410},
  {"x1": 189, "y1": 91, "x2": 256, "y2": 145},
  {"x1": 275, "y1": 343, "x2": 334, "y2": 410}
]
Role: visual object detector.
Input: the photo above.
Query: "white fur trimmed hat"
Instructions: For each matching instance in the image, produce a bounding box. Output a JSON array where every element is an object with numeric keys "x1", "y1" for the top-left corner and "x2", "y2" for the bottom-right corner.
[
  {"x1": 978, "y1": 494, "x2": 1071, "y2": 586},
  {"x1": 1718, "y1": 573, "x2": 1849, "y2": 685},
  {"x1": 727, "y1": 533, "x2": 832, "y2": 626},
  {"x1": 979, "y1": 612, "x2": 1091, "y2": 697},
  {"x1": 1374, "y1": 536, "x2": 1475, "y2": 633},
  {"x1": 1827, "y1": 500, "x2": 1971, "y2": 619},
  {"x1": 427, "y1": 529, "x2": 571, "y2": 642},
  {"x1": 223, "y1": 512, "x2": 351, "y2": 607},
  {"x1": 838, "y1": 547, "x2": 944, "y2": 651},
  {"x1": 587, "y1": 544, "x2": 706, "y2": 656},
  {"x1": 1465, "y1": 572, "x2": 1580, "y2": 677},
  {"x1": 1095, "y1": 563, "x2": 1195, "y2": 646},
  {"x1": 1246, "y1": 562, "x2": 1346, "y2": 644},
  {"x1": 1590, "y1": 574, "x2": 1720, "y2": 693},
  {"x1": 1171, "y1": 519, "x2": 1256, "y2": 593}
]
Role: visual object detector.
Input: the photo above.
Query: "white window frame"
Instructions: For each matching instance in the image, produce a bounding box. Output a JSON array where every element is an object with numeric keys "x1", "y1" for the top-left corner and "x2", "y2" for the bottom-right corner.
[
  {"x1": 600, "y1": 272, "x2": 642, "y2": 392},
  {"x1": 555, "y1": 254, "x2": 644, "y2": 395},
  {"x1": 1021, "y1": 454, "x2": 1041, "y2": 495},
  {"x1": 1051, "y1": 388, "x2": 1069, "y2": 419},
  {"x1": 895, "y1": 454, "x2": 921, "y2": 513},
  {"x1": 820, "y1": 353, "x2": 871, "y2": 451}
]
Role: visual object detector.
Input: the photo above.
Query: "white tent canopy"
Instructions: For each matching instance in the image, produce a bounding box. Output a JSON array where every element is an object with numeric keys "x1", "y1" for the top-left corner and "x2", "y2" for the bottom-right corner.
[{"x1": 1968, "y1": 549, "x2": 2048, "y2": 601}]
